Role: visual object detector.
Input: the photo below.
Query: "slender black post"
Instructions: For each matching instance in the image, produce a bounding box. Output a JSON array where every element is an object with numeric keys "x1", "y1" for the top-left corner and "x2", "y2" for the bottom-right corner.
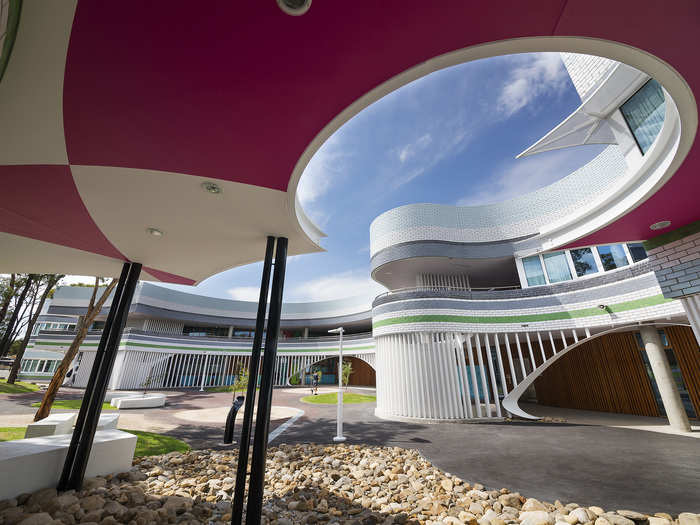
[
  {"x1": 246, "y1": 237, "x2": 287, "y2": 524},
  {"x1": 58, "y1": 263, "x2": 129, "y2": 490},
  {"x1": 65, "y1": 263, "x2": 142, "y2": 490},
  {"x1": 232, "y1": 236, "x2": 275, "y2": 524}
]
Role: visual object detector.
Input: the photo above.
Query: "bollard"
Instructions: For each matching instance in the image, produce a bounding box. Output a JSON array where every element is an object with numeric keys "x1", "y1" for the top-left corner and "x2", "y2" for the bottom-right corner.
[{"x1": 223, "y1": 395, "x2": 246, "y2": 444}]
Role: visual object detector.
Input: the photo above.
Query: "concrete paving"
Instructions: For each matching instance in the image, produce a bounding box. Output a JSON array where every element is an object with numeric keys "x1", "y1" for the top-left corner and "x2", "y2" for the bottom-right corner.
[
  {"x1": 270, "y1": 389, "x2": 700, "y2": 515},
  {"x1": 2, "y1": 386, "x2": 699, "y2": 514}
]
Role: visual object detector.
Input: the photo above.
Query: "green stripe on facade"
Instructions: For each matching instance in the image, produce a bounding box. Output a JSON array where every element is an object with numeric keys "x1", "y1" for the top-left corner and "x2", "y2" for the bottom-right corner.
[
  {"x1": 373, "y1": 294, "x2": 673, "y2": 329},
  {"x1": 0, "y1": 0, "x2": 22, "y2": 83},
  {"x1": 643, "y1": 220, "x2": 700, "y2": 250}
]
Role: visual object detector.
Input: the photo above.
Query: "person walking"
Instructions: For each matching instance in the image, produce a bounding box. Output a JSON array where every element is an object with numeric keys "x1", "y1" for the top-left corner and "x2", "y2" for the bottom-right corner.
[{"x1": 311, "y1": 370, "x2": 319, "y2": 395}]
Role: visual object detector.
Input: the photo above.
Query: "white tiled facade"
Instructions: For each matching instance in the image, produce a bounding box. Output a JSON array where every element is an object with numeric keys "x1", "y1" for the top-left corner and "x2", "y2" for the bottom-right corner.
[
  {"x1": 370, "y1": 146, "x2": 627, "y2": 255},
  {"x1": 372, "y1": 273, "x2": 683, "y2": 337},
  {"x1": 560, "y1": 52, "x2": 617, "y2": 100}
]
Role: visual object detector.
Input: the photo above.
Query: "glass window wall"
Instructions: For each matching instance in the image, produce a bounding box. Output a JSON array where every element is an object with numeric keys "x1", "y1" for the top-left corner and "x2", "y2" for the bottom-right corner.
[
  {"x1": 570, "y1": 247, "x2": 599, "y2": 277},
  {"x1": 522, "y1": 256, "x2": 546, "y2": 286},
  {"x1": 620, "y1": 79, "x2": 665, "y2": 154},
  {"x1": 627, "y1": 242, "x2": 648, "y2": 263},
  {"x1": 542, "y1": 252, "x2": 572, "y2": 283},
  {"x1": 597, "y1": 244, "x2": 629, "y2": 271}
]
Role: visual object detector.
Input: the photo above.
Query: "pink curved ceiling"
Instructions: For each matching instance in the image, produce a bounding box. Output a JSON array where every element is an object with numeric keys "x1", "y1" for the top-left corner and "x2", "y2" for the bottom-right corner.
[
  {"x1": 3, "y1": 1, "x2": 699, "y2": 282},
  {"x1": 61, "y1": 0, "x2": 699, "y2": 241}
]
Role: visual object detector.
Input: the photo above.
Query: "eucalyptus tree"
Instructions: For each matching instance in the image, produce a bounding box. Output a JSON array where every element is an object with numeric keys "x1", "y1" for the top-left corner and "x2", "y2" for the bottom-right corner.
[
  {"x1": 34, "y1": 276, "x2": 117, "y2": 421},
  {"x1": 7, "y1": 274, "x2": 63, "y2": 384}
]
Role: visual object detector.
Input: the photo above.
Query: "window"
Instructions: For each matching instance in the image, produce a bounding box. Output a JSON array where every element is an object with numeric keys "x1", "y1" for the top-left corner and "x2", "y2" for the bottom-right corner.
[
  {"x1": 184, "y1": 325, "x2": 229, "y2": 337},
  {"x1": 620, "y1": 79, "x2": 665, "y2": 154},
  {"x1": 522, "y1": 256, "x2": 546, "y2": 286},
  {"x1": 570, "y1": 248, "x2": 599, "y2": 277},
  {"x1": 627, "y1": 242, "x2": 648, "y2": 263},
  {"x1": 542, "y1": 252, "x2": 572, "y2": 283},
  {"x1": 597, "y1": 244, "x2": 629, "y2": 271}
]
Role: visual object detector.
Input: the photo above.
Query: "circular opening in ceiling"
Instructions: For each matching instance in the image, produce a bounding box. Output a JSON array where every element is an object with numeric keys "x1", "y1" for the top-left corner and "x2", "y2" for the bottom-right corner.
[{"x1": 277, "y1": 0, "x2": 312, "y2": 16}]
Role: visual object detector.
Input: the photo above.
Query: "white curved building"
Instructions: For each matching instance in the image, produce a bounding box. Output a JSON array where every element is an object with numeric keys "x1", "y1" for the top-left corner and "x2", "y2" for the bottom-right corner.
[
  {"x1": 369, "y1": 54, "x2": 700, "y2": 427},
  {"x1": 21, "y1": 282, "x2": 376, "y2": 390}
]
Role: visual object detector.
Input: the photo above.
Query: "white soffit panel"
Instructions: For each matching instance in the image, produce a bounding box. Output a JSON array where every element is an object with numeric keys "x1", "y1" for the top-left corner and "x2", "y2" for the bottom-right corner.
[{"x1": 71, "y1": 166, "x2": 323, "y2": 284}]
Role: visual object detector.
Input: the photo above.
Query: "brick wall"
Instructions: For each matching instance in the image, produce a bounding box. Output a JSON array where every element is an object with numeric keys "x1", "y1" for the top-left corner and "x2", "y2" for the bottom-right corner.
[{"x1": 646, "y1": 231, "x2": 700, "y2": 299}]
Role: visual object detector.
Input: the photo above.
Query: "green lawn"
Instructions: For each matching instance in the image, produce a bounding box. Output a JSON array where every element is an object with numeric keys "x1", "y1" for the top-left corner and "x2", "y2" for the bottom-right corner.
[
  {"x1": 301, "y1": 392, "x2": 376, "y2": 404},
  {"x1": 123, "y1": 430, "x2": 190, "y2": 457},
  {"x1": 0, "y1": 427, "x2": 26, "y2": 441},
  {"x1": 0, "y1": 379, "x2": 39, "y2": 394},
  {"x1": 30, "y1": 399, "x2": 116, "y2": 410},
  {"x1": 0, "y1": 426, "x2": 188, "y2": 457}
]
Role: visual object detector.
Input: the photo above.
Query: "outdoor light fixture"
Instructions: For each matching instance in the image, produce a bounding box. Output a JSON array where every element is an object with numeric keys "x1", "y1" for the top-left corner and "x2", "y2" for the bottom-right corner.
[
  {"x1": 649, "y1": 220, "x2": 671, "y2": 231},
  {"x1": 277, "y1": 0, "x2": 312, "y2": 15},
  {"x1": 201, "y1": 181, "x2": 222, "y2": 194},
  {"x1": 328, "y1": 327, "x2": 346, "y2": 443},
  {"x1": 146, "y1": 227, "x2": 164, "y2": 237}
]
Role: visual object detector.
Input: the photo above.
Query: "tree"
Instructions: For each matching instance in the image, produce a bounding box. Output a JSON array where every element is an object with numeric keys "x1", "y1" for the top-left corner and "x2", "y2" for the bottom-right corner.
[
  {"x1": 0, "y1": 274, "x2": 35, "y2": 358},
  {"x1": 232, "y1": 368, "x2": 249, "y2": 397},
  {"x1": 33, "y1": 277, "x2": 117, "y2": 421},
  {"x1": 0, "y1": 274, "x2": 16, "y2": 326},
  {"x1": 7, "y1": 274, "x2": 63, "y2": 384},
  {"x1": 342, "y1": 359, "x2": 353, "y2": 390}
]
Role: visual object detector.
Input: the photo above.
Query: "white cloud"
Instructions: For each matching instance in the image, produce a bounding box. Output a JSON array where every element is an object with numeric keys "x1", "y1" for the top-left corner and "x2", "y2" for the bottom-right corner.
[
  {"x1": 227, "y1": 286, "x2": 262, "y2": 302},
  {"x1": 390, "y1": 123, "x2": 472, "y2": 189},
  {"x1": 398, "y1": 133, "x2": 432, "y2": 163},
  {"x1": 296, "y1": 136, "x2": 348, "y2": 227},
  {"x1": 286, "y1": 270, "x2": 385, "y2": 304},
  {"x1": 456, "y1": 149, "x2": 593, "y2": 206},
  {"x1": 498, "y1": 54, "x2": 569, "y2": 117}
]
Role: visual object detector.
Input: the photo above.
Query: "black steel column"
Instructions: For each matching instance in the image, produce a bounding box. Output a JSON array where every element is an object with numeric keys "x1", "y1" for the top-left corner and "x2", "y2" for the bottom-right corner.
[
  {"x1": 232, "y1": 236, "x2": 275, "y2": 525},
  {"x1": 64, "y1": 262, "x2": 142, "y2": 490},
  {"x1": 246, "y1": 237, "x2": 287, "y2": 524},
  {"x1": 58, "y1": 263, "x2": 130, "y2": 490}
]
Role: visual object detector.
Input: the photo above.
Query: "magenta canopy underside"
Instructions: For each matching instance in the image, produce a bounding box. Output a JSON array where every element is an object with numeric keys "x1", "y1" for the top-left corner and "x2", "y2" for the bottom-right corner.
[{"x1": 1, "y1": 0, "x2": 699, "y2": 282}]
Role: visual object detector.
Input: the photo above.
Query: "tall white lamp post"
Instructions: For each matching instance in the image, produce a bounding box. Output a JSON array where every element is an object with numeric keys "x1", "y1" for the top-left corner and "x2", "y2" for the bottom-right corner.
[{"x1": 328, "y1": 327, "x2": 346, "y2": 443}]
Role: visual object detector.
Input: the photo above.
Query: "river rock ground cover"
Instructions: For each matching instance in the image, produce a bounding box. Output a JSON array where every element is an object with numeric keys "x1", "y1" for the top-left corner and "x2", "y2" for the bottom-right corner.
[{"x1": 0, "y1": 444, "x2": 697, "y2": 525}]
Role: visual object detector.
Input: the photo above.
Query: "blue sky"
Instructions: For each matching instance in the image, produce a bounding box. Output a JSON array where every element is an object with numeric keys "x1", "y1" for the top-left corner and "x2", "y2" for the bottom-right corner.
[{"x1": 148, "y1": 53, "x2": 604, "y2": 304}]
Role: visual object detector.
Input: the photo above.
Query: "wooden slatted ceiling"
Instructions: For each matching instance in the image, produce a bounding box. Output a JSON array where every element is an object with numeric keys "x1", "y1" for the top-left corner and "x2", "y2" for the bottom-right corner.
[
  {"x1": 664, "y1": 326, "x2": 700, "y2": 418},
  {"x1": 533, "y1": 332, "x2": 661, "y2": 417}
]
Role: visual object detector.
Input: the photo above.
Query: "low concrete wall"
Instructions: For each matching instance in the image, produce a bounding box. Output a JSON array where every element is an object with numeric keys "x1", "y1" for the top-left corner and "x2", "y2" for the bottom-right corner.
[
  {"x1": 24, "y1": 413, "x2": 77, "y2": 438},
  {"x1": 0, "y1": 430, "x2": 136, "y2": 500}
]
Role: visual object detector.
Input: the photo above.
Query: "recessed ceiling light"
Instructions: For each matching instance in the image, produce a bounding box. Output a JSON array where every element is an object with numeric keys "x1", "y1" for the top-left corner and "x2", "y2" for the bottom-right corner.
[
  {"x1": 201, "y1": 182, "x2": 222, "y2": 194},
  {"x1": 650, "y1": 220, "x2": 671, "y2": 231},
  {"x1": 277, "y1": 0, "x2": 312, "y2": 15},
  {"x1": 147, "y1": 227, "x2": 164, "y2": 237}
]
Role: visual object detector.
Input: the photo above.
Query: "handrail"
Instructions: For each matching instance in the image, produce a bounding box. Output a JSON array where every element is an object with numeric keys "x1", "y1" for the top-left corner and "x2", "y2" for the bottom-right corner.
[{"x1": 36, "y1": 328, "x2": 374, "y2": 343}]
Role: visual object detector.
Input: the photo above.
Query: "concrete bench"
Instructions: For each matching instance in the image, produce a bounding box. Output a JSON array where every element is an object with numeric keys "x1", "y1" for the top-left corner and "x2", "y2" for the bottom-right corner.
[
  {"x1": 111, "y1": 393, "x2": 166, "y2": 409},
  {"x1": 104, "y1": 391, "x2": 141, "y2": 402},
  {"x1": 0, "y1": 430, "x2": 137, "y2": 501},
  {"x1": 24, "y1": 413, "x2": 77, "y2": 438},
  {"x1": 97, "y1": 413, "x2": 120, "y2": 430}
]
